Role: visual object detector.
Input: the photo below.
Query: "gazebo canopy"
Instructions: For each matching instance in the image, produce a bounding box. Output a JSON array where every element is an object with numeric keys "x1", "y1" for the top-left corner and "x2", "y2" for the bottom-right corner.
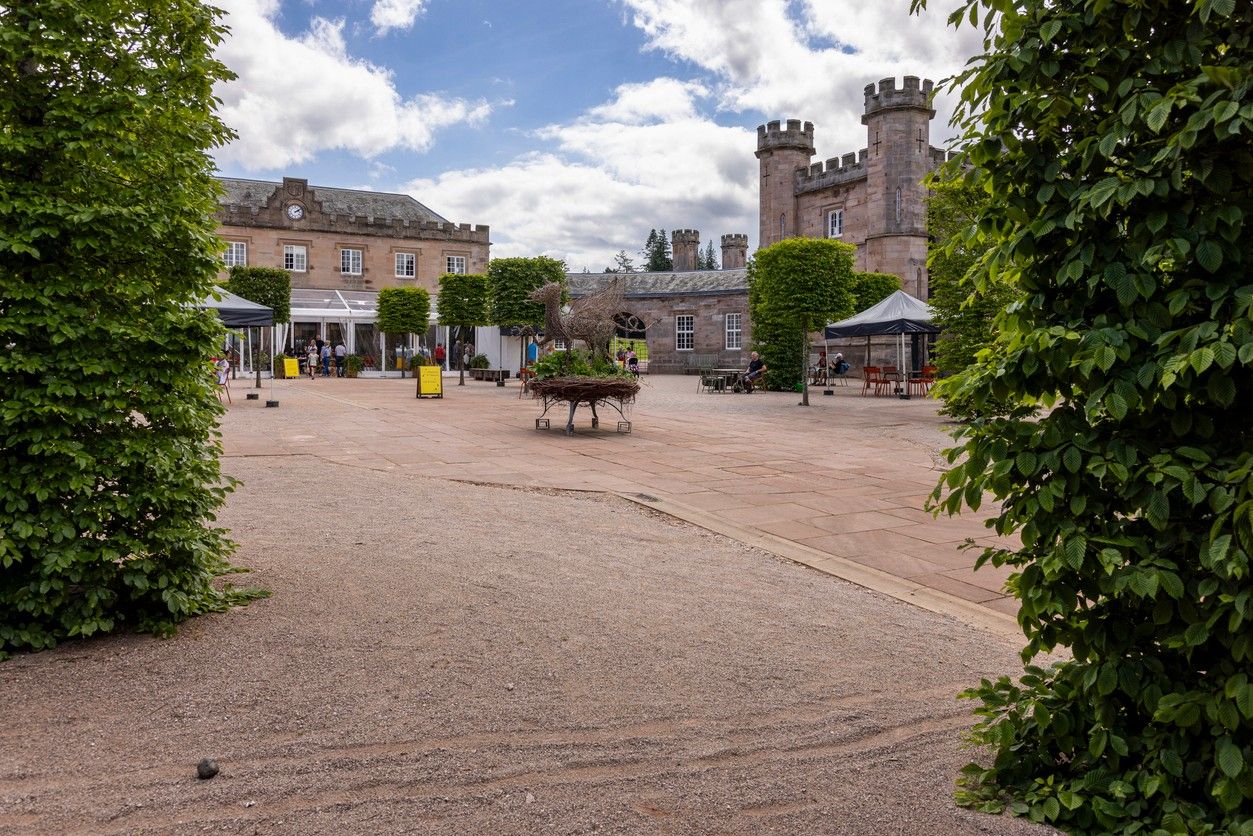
[
  {"x1": 824, "y1": 290, "x2": 938, "y2": 338},
  {"x1": 198, "y1": 287, "x2": 273, "y2": 327}
]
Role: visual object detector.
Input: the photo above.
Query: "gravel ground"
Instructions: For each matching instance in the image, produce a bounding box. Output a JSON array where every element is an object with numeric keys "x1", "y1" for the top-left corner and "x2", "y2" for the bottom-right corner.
[{"x1": 0, "y1": 454, "x2": 1053, "y2": 835}]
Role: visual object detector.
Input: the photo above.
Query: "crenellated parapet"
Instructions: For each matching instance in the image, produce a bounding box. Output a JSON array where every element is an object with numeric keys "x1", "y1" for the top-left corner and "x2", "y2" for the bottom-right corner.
[
  {"x1": 671, "y1": 228, "x2": 700, "y2": 244},
  {"x1": 861, "y1": 76, "x2": 935, "y2": 123},
  {"x1": 218, "y1": 203, "x2": 489, "y2": 242},
  {"x1": 755, "y1": 118, "x2": 815, "y2": 157},
  {"x1": 795, "y1": 148, "x2": 870, "y2": 194}
]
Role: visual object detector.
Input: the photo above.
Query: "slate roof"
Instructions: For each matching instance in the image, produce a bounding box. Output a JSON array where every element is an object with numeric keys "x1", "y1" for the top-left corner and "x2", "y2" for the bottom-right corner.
[
  {"x1": 216, "y1": 177, "x2": 449, "y2": 224},
  {"x1": 566, "y1": 269, "x2": 748, "y2": 298}
]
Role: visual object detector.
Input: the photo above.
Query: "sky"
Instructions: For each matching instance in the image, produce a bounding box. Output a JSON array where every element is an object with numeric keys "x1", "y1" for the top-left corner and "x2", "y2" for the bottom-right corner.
[{"x1": 210, "y1": 0, "x2": 984, "y2": 273}]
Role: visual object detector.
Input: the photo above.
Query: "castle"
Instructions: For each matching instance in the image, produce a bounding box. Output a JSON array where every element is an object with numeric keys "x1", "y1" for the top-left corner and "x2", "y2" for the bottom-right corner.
[{"x1": 567, "y1": 75, "x2": 946, "y2": 373}]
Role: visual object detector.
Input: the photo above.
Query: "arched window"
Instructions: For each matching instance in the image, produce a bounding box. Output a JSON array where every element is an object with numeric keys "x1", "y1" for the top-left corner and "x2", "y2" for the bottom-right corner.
[
  {"x1": 895, "y1": 188, "x2": 902, "y2": 224},
  {"x1": 779, "y1": 213, "x2": 786, "y2": 239}
]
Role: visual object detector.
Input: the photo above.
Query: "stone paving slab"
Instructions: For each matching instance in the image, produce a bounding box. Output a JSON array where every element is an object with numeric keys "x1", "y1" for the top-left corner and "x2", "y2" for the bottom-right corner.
[{"x1": 219, "y1": 373, "x2": 1020, "y2": 633}]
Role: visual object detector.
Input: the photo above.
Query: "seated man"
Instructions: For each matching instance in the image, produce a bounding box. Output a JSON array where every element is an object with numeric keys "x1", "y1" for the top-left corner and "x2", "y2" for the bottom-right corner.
[{"x1": 741, "y1": 351, "x2": 766, "y2": 393}]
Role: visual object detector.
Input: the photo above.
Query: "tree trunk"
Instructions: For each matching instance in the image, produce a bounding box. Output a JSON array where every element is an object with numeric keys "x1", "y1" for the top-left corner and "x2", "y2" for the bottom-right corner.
[{"x1": 799, "y1": 325, "x2": 810, "y2": 406}]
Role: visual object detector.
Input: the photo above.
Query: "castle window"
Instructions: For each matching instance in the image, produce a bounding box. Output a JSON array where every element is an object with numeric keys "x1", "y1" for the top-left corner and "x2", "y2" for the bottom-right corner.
[
  {"x1": 895, "y1": 188, "x2": 902, "y2": 224},
  {"x1": 395, "y1": 252, "x2": 416, "y2": 278},
  {"x1": 446, "y1": 255, "x2": 467, "y2": 274},
  {"x1": 676, "y1": 315, "x2": 694, "y2": 351},
  {"x1": 283, "y1": 244, "x2": 306, "y2": 272},
  {"x1": 223, "y1": 241, "x2": 247, "y2": 268},
  {"x1": 827, "y1": 209, "x2": 844, "y2": 238},
  {"x1": 779, "y1": 213, "x2": 786, "y2": 240},
  {"x1": 340, "y1": 248, "x2": 362, "y2": 276},
  {"x1": 725, "y1": 313, "x2": 742, "y2": 350}
]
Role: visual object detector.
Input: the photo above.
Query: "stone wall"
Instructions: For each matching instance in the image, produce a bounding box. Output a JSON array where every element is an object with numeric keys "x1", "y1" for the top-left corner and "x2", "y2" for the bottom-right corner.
[{"x1": 620, "y1": 293, "x2": 751, "y2": 374}]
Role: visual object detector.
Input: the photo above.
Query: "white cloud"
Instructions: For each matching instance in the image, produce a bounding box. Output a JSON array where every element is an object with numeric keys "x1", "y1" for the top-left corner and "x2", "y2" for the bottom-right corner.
[
  {"x1": 410, "y1": 80, "x2": 758, "y2": 272},
  {"x1": 618, "y1": 0, "x2": 982, "y2": 155},
  {"x1": 370, "y1": 0, "x2": 426, "y2": 35},
  {"x1": 212, "y1": 0, "x2": 489, "y2": 170}
]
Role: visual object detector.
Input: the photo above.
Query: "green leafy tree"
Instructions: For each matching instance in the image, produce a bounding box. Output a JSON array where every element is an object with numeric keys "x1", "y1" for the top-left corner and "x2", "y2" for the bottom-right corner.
[
  {"x1": 850, "y1": 272, "x2": 900, "y2": 312},
  {"x1": 436, "y1": 272, "x2": 489, "y2": 386},
  {"x1": 915, "y1": 0, "x2": 1253, "y2": 831},
  {"x1": 644, "y1": 228, "x2": 673, "y2": 272},
  {"x1": 924, "y1": 174, "x2": 1019, "y2": 418},
  {"x1": 376, "y1": 286, "x2": 430, "y2": 379},
  {"x1": 225, "y1": 266, "x2": 291, "y2": 387},
  {"x1": 749, "y1": 239, "x2": 856, "y2": 405},
  {"x1": 488, "y1": 256, "x2": 566, "y2": 369},
  {"x1": 610, "y1": 250, "x2": 637, "y2": 273},
  {"x1": 0, "y1": 0, "x2": 265, "y2": 657}
]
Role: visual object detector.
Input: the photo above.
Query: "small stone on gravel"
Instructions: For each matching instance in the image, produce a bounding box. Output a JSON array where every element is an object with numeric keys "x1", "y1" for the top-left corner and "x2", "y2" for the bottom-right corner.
[
  {"x1": 196, "y1": 758, "x2": 219, "y2": 780},
  {"x1": 504, "y1": 682, "x2": 514, "y2": 691},
  {"x1": 526, "y1": 793, "x2": 535, "y2": 804}
]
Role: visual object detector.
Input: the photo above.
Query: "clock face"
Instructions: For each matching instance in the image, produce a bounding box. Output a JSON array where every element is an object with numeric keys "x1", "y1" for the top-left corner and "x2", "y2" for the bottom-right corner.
[{"x1": 286, "y1": 204, "x2": 304, "y2": 220}]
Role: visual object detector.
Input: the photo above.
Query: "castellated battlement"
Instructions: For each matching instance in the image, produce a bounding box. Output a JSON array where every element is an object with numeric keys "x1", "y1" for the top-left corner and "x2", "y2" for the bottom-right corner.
[
  {"x1": 220, "y1": 203, "x2": 489, "y2": 242},
  {"x1": 720, "y1": 233, "x2": 748, "y2": 246},
  {"x1": 672, "y1": 228, "x2": 701, "y2": 242},
  {"x1": 862, "y1": 76, "x2": 935, "y2": 120},
  {"x1": 756, "y1": 118, "x2": 815, "y2": 155},
  {"x1": 794, "y1": 148, "x2": 870, "y2": 194}
]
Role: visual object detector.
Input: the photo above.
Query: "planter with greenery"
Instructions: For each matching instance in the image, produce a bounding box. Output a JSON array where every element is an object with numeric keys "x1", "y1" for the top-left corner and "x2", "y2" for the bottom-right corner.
[{"x1": 344, "y1": 354, "x2": 364, "y2": 378}]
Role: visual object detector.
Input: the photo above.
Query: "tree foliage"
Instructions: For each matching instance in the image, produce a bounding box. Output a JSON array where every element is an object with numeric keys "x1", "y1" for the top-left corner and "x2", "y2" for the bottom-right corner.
[
  {"x1": 916, "y1": 0, "x2": 1253, "y2": 831},
  {"x1": 376, "y1": 286, "x2": 430, "y2": 336},
  {"x1": 488, "y1": 256, "x2": 565, "y2": 328},
  {"x1": 436, "y1": 272, "x2": 489, "y2": 329},
  {"x1": 749, "y1": 239, "x2": 856, "y2": 404},
  {"x1": 225, "y1": 266, "x2": 291, "y2": 323},
  {"x1": 698, "y1": 240, "x2": 719, "y2": 270},
  {"x1": 642, "y1": 228, "x2": 673, "y2": 272},
  {"x1": 851, "y1": 272, "x2": 900, "y2": 312},
  {"x1": 606, "y1": 250, "x2": 636, "y2": 273},
  {"x1": 0, "y1": 0, "x2": 265, "y2": 657}
]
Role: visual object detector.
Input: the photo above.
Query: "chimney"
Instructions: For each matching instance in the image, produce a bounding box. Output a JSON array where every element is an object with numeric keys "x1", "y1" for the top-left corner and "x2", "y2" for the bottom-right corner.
[
  {"x1": 671, "y1": 229, "x2": 700, "y2": 272},
  {"x1": 720, "y1": 234, "x2": 748, "y2": 269}
]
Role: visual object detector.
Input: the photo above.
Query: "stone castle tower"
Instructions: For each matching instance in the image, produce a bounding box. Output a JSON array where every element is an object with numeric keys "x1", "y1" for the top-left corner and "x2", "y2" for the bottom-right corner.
[
  {"x1": 720, "y1": 234, "x2": 748, "y2": 269},
  {"x1": 756, "y1": 76, "x2": 943, "y2": 298},
  {"x1": 671, "y1": 229, "x2": 701, "y2": 272}
]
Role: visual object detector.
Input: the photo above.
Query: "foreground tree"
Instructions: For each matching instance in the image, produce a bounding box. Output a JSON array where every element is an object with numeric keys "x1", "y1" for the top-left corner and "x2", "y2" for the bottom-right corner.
[
  {"x1": 436, "y1": 273, "x2": 489, "y2": 386},
  {"x1": 917, "y1": 0, "x2": 1252, "y2": 831},
  {"x1": 850, "y1": 272, "x2": 899, "y2": 312},
  {"x1": 749, "y1": 239, "x2": 856, "y2": 405},
  {"x1": 924, "y1": 174, "x2": 1019, "y2": 418},
  {"x1": 0, "y1": 0, "x2": 265, "y2": 656},
  {"x1": 376, "y1": 287, "x2": 430, "y2": 379}
]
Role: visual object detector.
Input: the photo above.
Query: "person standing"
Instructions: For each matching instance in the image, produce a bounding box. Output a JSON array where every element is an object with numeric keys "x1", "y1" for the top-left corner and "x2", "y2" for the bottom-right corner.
[
  {"x1": 434, "y1": 342, "x2": 446, "y2": 369},
  {"x1": 305, "y1": 342, "x2": 318, "y2": 380},
  {"x1": 452, "y1": 338, "x2": 463, "y2": 371},
  {"x1": 334, "y1": 339, "x2": 347, "y2": 377},
  {"x1": 320, "y1": 342, "x2": 332, "y2": 377}
]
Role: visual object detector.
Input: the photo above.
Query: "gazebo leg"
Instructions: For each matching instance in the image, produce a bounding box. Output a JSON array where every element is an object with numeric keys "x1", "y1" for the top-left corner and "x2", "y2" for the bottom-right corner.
[
  {"x1": 590, "y1": 401, "x2": 599, "y2": 429},
  {"x1": 566, "y1": 400, "x2": 578, "y2": 435}
]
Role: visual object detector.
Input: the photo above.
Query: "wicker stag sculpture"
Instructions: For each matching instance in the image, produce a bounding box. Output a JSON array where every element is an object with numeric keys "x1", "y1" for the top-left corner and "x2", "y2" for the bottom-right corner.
[{"x1": 529, "y1": 277, "x2": 624, "y2": 363}]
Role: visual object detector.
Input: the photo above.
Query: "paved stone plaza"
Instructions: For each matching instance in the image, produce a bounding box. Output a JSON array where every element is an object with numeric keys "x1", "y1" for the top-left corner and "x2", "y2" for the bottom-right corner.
[{"x1": 223, "y1": 372, "x2": 1018, "y2": 634}]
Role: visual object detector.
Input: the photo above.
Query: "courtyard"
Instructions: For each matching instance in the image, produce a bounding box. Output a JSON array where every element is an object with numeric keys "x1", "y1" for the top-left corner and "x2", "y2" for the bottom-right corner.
[{"x1": 0, "y1": 374, "x2": 1046, "y2": 834}]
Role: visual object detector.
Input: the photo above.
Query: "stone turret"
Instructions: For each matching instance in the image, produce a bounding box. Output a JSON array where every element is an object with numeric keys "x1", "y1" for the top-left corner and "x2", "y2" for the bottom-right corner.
[
  {"x1": 861, "y1": 76, "x2": 935, "y2": 297},
  {"x1": 755, "y1": 119, "x2": 814, "y2": 249},
  {"x1": 671, "y1": 229, "x2": 700, "y2": 272},
  {"x1": 720, "y1": 234, "x2": 748, "y2": 270}
]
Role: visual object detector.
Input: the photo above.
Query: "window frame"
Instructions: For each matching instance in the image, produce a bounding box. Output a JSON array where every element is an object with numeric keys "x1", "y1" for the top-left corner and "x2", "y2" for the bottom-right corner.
[
  {"x1": 223, "y1": 241, "x2": 247, "y2": 268},
  {"x1": 445, "y1": 255, "x2": 467, "y2": 275},
  {"x1": 283, "y1": 244, "x2": 307, "y2": 272},
  {"x1": 676, "y1": 314, "x2": 694, "y2": 351},
  {"x1": 340, "y1": 247, "x2": 363, "y2": 276},
  {"x1": 395, "y1": 252, "x2": 416, "y2": 278},
  {"x1": 827, "y1": 208, "x2": 844, "y2": 238},
  {"x1": 725, "y1": 312, "x2": 742, "y2": 350}
]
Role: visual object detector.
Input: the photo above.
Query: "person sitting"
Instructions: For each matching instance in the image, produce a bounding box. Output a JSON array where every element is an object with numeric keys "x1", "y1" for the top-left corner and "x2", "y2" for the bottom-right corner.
[
  {"x1": 626, "y1": 350, "x2": 639, "y2": 376},
  {"x1": 741, "y1": 351, "x2": 766, "y2": 393}
]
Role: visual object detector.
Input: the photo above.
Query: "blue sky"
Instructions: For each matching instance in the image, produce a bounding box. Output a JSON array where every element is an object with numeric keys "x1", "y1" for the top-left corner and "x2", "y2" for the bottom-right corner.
[{"x1": 212, "y1": 0, "x2": 982, "y2": 271}]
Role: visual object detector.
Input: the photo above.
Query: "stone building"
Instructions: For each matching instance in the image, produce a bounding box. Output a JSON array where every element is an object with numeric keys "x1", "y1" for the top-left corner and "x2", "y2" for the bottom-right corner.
[
  {"x1": 757, "y1": 76, "x2": 945, "y2": 300},
  {"x1": 213, "y1": 176, "x2": 490, "y2": 370},
  {"x1": 214, "y1": 176, "x2": 489, "y2": 294},
  {"x1": 564, "y1": 75, "x2": 945, "y2": 377}
]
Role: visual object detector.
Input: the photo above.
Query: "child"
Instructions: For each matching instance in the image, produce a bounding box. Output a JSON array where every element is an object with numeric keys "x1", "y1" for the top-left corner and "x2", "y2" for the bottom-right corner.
[{"x1": 306, "y1": 343, "x2": 318, "y2": 380}]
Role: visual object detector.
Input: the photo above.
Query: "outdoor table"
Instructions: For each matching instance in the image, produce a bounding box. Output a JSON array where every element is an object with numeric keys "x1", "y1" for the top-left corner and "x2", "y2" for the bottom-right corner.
[{"x1": 712, "y1": 369, "x2": 742, "y2": 392}]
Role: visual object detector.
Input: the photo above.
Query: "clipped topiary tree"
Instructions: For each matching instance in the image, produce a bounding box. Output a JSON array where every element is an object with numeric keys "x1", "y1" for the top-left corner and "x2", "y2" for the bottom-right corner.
[
  {"x1": 437, "y1": 272, "x2": 489, "y2": 386},
  {"x1": 916, "y1": 0, "x2": 1253, "y2": 831},
  {"x1": 749, "y1": 239, "x2": 856, "y2": 405},
  {"x1": 0, "y1": 0, "x2": 265, "y2": 657},
  {"x1": 376, "y1": 286, "x2": 430, "y2": 379},
  {"x1": 850, "y1": 272, "x2": 900, "y2": 312},
  {"x1": 225, "y1": 265, "x2": 291, "y2": 388},
  {"x1": 488, "y1": 256, "x2": 566, "y2": 369}
]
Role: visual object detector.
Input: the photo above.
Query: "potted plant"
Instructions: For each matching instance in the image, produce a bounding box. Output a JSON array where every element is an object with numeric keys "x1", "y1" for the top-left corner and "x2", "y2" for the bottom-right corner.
[
  {"x1": 344, "y1": 354, "x2": 364, "y2": 378},
  {"x1": 272, "y1": 352, "x2": 287, "y2": 379}
]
